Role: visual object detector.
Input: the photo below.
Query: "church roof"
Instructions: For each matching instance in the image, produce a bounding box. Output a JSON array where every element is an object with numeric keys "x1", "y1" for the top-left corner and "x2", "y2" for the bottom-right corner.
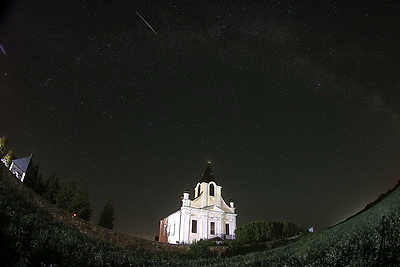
[
  {"x1": 11, "y1": 155, "x2": 32, "y2": 172},
  {"x1": 200, "y1": 166, "x2": 216, "y2": 183}
]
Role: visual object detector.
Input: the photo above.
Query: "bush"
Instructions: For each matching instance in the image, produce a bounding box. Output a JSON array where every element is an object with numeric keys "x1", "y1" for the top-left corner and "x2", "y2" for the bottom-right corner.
[
  {"x1": 187, "y1": 239, "x2": 217, "y2": 259},
  {"x1": 235, "y1": 220, "x2": 304, "y2": 243}
]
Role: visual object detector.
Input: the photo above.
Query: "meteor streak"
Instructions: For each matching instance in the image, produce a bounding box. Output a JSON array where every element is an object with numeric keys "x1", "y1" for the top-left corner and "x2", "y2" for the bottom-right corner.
[
  {"x1": 0, "y1": 45, "x2": 5, "y2": 56},
  {"x1": 135, "y1": 11, "x2": 157, "y2": 36}
]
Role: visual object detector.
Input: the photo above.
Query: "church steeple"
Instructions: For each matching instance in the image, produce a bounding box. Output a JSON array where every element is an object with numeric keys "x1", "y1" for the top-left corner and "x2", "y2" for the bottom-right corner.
[
  {"x1": 160, "y1": 164, "x2": 237, "y2": 244},
  {"x1": 200, "y1": 166, "x2": 216, "y2": 183}
]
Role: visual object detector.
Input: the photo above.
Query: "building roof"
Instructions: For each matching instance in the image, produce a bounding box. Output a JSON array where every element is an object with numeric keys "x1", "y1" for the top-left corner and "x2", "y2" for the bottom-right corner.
[
  {"x1": 11, "y1": 155, "x2": 32, "y2": 172},
  {"x1": 200, "y1": 166, "x2": 217, "y2": 183}
]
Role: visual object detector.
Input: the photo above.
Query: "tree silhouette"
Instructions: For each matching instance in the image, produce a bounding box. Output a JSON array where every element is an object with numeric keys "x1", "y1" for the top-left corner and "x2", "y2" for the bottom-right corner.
[
  {"x1": 73, "y1": 182, "x2": 92, "y2": 221},
  {"x1": 55, "y1": 179, "x2": 92, "y2": 221},
  {"x1": 42, "y1": 173, "x2": 60, "y2": 204},
  {"x1": 98, "y1": 198, "x2": 114, "y2": 230},
  {"x1": 0, "y1": 136, "x2": 8, "y2": 157},
  {"x1": 56, "y1": 179, "x2": 77, "y2": 212},
  {"x1": 3, "y1": 150, "x2": 14, "y2": 167}
]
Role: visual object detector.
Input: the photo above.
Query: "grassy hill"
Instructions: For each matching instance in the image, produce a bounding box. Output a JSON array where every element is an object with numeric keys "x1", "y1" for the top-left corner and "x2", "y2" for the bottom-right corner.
[
  {"x1": 0, "y1": 166, "x2": 189, "y2": 265},
  {"x1": 1, "y1": 163, "x2": 399, "y2": 265},
  {"x1": 192, "y1": 181, "x2": 400, "y2": 266}
]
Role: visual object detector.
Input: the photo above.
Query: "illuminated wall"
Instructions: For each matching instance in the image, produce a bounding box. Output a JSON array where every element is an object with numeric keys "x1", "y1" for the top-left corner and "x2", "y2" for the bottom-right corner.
[{"x1": 159, "y1": 167, "x2": 237, "y2": 244}]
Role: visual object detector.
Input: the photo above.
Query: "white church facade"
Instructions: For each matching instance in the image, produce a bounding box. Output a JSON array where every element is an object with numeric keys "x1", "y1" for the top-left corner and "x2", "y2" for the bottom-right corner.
[{"x1": 159, "y1": 166, "x2": 237, "y2": 244}]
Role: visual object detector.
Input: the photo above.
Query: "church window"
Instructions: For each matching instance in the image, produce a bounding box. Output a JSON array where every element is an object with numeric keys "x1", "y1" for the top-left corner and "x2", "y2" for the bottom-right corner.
[
  {"x1": 210, "y1": 222, "x2": 215, "y2": 235},
  {"x1": 192, "y1": 220, "x2": 197, "y2": 233},
  {"x1": 226, "y1": 224, "x2": 230, "y2": 235},
  {"x1": 209, "y1": 184, "x2": 214, "y2": 196}
]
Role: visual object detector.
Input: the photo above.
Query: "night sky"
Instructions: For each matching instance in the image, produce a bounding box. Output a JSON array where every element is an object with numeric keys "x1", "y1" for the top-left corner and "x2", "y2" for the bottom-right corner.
[{"x1": 1, "y1": 1, "x2": 400, "y2": 239}]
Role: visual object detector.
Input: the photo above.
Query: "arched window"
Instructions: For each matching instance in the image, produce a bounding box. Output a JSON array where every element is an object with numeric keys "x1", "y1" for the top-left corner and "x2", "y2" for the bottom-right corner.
[
  {"x1": 209, "y1": 184, "x2": 214, "y2": 196},
  {"x1": 197, "y1": 186, "x2": 201, "y2": 197}
]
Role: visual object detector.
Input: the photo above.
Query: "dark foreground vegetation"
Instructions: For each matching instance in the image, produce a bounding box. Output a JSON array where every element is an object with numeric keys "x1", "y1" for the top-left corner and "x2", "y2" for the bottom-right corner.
[
  {"x1": 0, "y1": 167, "x2": 189, "y2": 265},
  {"x1": 1, "y1": 163, "x2": 400, "y2": 265}
]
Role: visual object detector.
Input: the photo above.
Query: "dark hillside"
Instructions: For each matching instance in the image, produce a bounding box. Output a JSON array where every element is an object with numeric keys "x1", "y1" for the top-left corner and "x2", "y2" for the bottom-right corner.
[{"x1": 0, "y1": 165, "x2": 187, "y2": 265}]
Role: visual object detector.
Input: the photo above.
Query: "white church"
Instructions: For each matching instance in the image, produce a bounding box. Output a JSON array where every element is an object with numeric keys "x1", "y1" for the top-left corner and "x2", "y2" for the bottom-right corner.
[{"x1": 159, "y1": 166, "x2": 237, "y2": 244}]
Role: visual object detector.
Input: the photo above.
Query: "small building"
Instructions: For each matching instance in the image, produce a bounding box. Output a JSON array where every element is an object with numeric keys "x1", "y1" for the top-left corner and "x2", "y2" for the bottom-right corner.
[
  {"x1": 9, "y1": 155, "x2": 33, "y2": 182},
  {"x1": 159, "y1": 166, "x2": 237, "y2": 244}
]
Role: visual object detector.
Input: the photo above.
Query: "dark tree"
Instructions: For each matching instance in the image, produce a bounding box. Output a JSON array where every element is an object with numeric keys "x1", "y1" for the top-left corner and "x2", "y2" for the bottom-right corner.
[
  {"x1": 3, "y1": 150, "x2": 14, "y2": 168},
  {"x1": 42, "y1": 173, "x2": 60, "y2": 204},
  {"x1": 0, "y1": 136, "x2": 8, "y2": 157},
  {"x1": 55, "y1": 178, "x2": 92, "y2": 221},
  {"x1": 24, "y1": 163, "x2": 44, "y2": 195},
  {"x1": 72, "y1": 182, "x2": 92, "y2": 221},
  {"x1": 98, "y1": 198, "x2": 114, "y2": 230},
  {"x1": 56, "y1": 178, "x2": 77, "y2": 212}
]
